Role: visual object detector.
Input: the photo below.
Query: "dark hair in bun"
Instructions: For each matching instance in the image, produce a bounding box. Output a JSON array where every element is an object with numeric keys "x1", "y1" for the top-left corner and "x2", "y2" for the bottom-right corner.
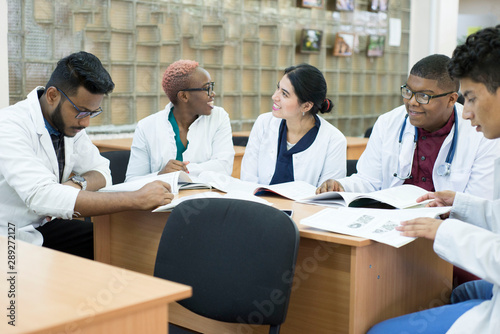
[{"x1": 284, "y1": 63, "x2": 334, "y2": 115}]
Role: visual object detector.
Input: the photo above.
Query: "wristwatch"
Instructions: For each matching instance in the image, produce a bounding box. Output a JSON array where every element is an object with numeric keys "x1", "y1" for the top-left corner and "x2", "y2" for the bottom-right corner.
[{"x1": 70, "y1": 175, "x2": 87, "y2": 191}]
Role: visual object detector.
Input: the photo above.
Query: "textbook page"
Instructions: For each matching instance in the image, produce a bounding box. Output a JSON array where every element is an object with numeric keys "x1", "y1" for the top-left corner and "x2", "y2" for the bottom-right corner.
[
  {"x1": 153, "y1": 192, "x2": 224, "y2": 212},
  {"x1": 299, "y1": 184, "x2": 430, "y2": 209},
  {"x1": 301, "y1": 206, "x2": 451, "y2": 248},
  {"x1": 252, "y1": 181, "x2": 317, "y2": 201},
  {"x1": 189, "y1": 171, "x2": 240, "y2": 193},
  {"x1": 152, "y1": 190, "x2": 273, "y2": 212},
  {"x1": 98, "y1": 171, "x2": 184, "y2": 193}
]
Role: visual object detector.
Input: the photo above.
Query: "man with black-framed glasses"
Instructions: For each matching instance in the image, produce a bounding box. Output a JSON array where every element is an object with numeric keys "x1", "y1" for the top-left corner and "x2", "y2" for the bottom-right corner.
[
  {"x1": 316, "y1": 53, "x2": 500, "y2": 286},
  {"x1": 0, "y1": 51, "x2": 174, "y2": 259},
  {"x1": 317, "y1": 54, "x2": 500, "y2": 198}
]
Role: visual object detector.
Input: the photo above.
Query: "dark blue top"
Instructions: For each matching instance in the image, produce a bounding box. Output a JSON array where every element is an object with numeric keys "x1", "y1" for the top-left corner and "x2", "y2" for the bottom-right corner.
[{"x1": 269, "y1": 115, "x2": 320, "y2": 185}]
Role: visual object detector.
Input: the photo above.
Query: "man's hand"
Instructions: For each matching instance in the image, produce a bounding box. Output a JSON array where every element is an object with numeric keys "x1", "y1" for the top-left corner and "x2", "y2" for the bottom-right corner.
[
  {"x1": 134, "y1": 181, "x2": 174, "y2": 210},
  {"x1": 159, "y1": 159, "x2": 190, "y2": 174},
  {"x1": 396, "y1": 217, "x2": 443, "y2": 240},
  {"x1": 316, "y1": 179, "x2": 344, "y2": 194},
  {"x1": 417, "y1": 190, "x2": 456, "y2": 207}
]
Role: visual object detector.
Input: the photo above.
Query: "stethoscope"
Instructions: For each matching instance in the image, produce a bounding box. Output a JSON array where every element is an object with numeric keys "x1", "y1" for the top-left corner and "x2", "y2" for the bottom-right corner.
[{"x1": 393, "y1": 107, "x2": 458, "y2": 179}]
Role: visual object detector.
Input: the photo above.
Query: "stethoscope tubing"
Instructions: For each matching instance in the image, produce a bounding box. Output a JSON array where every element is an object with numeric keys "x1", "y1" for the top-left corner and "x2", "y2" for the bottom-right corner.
[{"x1": 397, "y1": 107, "x2": 458, "y2": 177}]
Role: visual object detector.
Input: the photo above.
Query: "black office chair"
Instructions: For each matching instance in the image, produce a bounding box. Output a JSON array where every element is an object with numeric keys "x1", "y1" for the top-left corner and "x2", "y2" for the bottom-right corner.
[
  {"x1": 154, "y1": 198, "x2": 300, "y2": 334},
  {"x1": 100, "y1": 150, "x2": 131, "y2": 185},
  {"x1": 232, "y1": 136, "x2": 249, "y2": 146},
  {"x1": 364, "y1": 126, "x2": 373, "y2": 138},
  {"x1": 347, "y1": 159, "x2": 358, "y2": 176}
]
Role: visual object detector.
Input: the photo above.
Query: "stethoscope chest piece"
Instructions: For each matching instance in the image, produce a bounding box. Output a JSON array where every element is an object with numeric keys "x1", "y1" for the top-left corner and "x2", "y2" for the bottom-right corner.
[{"x1": 437, "y1": 162, "x2": 452, "y2": 176}]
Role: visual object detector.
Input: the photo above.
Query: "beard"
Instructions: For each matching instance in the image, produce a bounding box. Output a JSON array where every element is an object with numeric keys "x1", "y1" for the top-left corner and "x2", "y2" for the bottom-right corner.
[{"x1": 51, "y1": 101, "x2": 67, "y2": 136}]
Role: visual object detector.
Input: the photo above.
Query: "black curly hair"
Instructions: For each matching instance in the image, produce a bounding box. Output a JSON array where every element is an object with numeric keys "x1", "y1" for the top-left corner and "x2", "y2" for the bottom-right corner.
[{"x1": 448, "y1": 25, "x2": 500, "y2": 94}]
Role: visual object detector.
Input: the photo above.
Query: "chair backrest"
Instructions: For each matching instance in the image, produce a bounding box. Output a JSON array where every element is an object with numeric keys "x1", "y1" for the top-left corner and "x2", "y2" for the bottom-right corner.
[
  {"x1": 347, "y1": 159, "x2": 358, "y2": 176},
  {"x1": 364, "y1": 126, "x2": 373, "y2": 138},
  {"x1": 154, "y1": 198, "x2": 300, "y2": 333},
  {"x1": 100, "y1": 150, "x2": 131, "y2": 185},
  {"x1": 232, "y1": 136, "x2": 249, "y2": 147}
]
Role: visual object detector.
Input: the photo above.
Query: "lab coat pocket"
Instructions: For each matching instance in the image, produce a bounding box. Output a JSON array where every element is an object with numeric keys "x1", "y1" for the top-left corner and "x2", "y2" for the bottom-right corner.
[{"x1": 447, "y1": 169, "x2": 471, "y2": 193}]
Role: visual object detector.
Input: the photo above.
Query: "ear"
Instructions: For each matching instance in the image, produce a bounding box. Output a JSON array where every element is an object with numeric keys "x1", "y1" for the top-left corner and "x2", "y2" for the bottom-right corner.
[
  {"x1": 177, "y1": 90, "x2": 189, "y2": 103},
  {"x1": 44, "y1": 86, "x2": 61, "y2": 107},
  {"x1": 301, "y1": 101, "x2": 313, "y2": 113},
  {"x1": 447, "y1": 92, "x2": 459, "y2": 108}
]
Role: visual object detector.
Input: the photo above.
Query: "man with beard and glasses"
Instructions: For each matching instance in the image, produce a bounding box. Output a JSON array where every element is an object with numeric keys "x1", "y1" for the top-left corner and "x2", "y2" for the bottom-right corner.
[{"x1": 0, "y1": 51, "x2": 173, "y2": 259}]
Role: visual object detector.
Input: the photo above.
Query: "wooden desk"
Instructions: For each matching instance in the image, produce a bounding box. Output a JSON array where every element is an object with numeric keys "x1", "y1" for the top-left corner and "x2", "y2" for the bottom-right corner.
[
  {"x1": 93, "y1": 191, "x2": 452, "y2": 334},
  {"x1": 0, "y1": 236, "x2": 191, "y2": 334},
  {"x1": 92, "y1": 137, "x2": 133, "y2": 152},
  {"x1": 232, "y1": 130, "x2": 251, "y2": 137},
  {"x1": 346, "y1": 136, "x2": 369, "y2": 160}
]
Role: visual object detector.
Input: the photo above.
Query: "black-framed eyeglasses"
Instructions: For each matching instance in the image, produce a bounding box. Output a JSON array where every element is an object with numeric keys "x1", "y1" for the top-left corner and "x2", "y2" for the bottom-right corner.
[
  {"x1": 55, "y1": 87, "x2": 103, "y2": 119},
  {"x1": 181, "y1": 82, "x2": 215, "y2": 96},
  {"x1": 400, "y1": 85, "x2": 455, "y2": 105}
]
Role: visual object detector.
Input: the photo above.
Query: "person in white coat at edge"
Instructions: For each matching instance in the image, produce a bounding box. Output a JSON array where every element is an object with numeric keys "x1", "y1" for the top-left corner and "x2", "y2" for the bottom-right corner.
[
  {"x1": 368, "y1": 25, "x2": 500, "y2": 334},
  {"x1": 0, "y1": 52, "x2": 173, "y2": 260},
  {"x1": 240, "y1": 63, "x2": 347, "y2": 187},
  {"x1": 125, "y1": 60, "x2": 235, "y2": 182}
]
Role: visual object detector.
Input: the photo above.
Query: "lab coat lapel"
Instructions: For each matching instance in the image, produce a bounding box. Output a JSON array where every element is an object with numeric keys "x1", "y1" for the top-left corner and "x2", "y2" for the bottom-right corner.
[
  {"x1": 389, "y1": 116, "x2": 414, "y2": 188},
  {"x1": 30, "y1": 87, "x2": 60, "y2": 178},
  {"x1": 62, "y1": 136, "x2": 75, "y2": 181}
]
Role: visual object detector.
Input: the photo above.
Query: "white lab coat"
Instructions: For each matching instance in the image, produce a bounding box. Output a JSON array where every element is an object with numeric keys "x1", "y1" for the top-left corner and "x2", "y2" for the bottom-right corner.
[
  {"x1": 338, "y1": 104, "x2": 500, "y2": 199},
  {"x1": 433, "y1": 192, "x2": 500, "y2": 333},
  {"x1": 0, "y1": 87, "x2": 112, "y2": 245},
  {"x1": 125, "y1": 103, "x2": 235, "y2": 181},
  {"x1": 241, "y1": 112, "x2": 347, "y2": 187}
]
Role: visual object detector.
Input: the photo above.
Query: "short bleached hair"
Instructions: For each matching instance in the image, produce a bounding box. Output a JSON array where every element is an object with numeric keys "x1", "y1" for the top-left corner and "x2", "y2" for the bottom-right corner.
[{"x1": 162, "y1": 60, "x2": 199, "y2": 104}]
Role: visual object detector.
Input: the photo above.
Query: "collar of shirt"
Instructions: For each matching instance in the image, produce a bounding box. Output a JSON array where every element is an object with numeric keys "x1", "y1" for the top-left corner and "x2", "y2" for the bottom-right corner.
[{"x1": 44, "y1": 117, "x2": 61, "y2": 137}]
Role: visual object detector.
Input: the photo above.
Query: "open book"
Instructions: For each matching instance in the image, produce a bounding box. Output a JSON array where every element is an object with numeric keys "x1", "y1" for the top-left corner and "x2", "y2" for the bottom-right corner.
[
  {"x1": 250, "y1": 182, "x2": 431, "y2": 209},
  {"x1": 298, "y1": 184, "x2": 432, "y2": 209},
  {"x1": 98, "y1": 170, "x2": 212, "y2": 194},
  {"x1": 152, "y1": 189, "x2": 274, "y2": 213},
  {"x1": 301, "y1": 206, "x2": 451, "y2": 248},
  {"x1": 252, "y1": 181, "x2": 318, "y2": 201}
]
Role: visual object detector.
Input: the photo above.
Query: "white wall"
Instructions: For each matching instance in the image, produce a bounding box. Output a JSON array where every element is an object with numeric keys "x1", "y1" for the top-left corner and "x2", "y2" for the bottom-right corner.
[
  {"x1": 457, "y1": 0, "x2": 499, "y2": 44},
  {"x1": 409, "y1": 0, "x2": 460, "y2": 71},
  {"x1": 459, "y1": 0, "x2": 500, "y2": 18},
  {"x1": 0, "y1": 0, "x2": 9, "y2": 108}
]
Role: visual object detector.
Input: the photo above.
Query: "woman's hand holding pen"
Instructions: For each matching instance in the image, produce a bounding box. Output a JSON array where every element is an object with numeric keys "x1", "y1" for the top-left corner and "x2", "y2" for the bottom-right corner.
[{"x1": 159, "y1": 159, "x2": 190, "y2": 174}]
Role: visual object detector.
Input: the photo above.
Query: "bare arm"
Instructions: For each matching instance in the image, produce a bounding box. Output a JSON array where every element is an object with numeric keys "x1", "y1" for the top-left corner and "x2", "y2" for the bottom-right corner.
[
  {"x1": 73, "y1": 181, "x2": 173, "y2": 217},
  {"x1": 62, "y1": 170, "x2": 107, "y2": 191}
]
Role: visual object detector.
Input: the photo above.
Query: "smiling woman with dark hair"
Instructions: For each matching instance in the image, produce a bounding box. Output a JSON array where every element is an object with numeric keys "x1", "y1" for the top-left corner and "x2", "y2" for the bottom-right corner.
[
  {"x1": 240, "y1": 63, "x2": 347, "y2": 187},
  {"x1": 125, "y1": 60, "x2": 235, "y2": 181}
]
